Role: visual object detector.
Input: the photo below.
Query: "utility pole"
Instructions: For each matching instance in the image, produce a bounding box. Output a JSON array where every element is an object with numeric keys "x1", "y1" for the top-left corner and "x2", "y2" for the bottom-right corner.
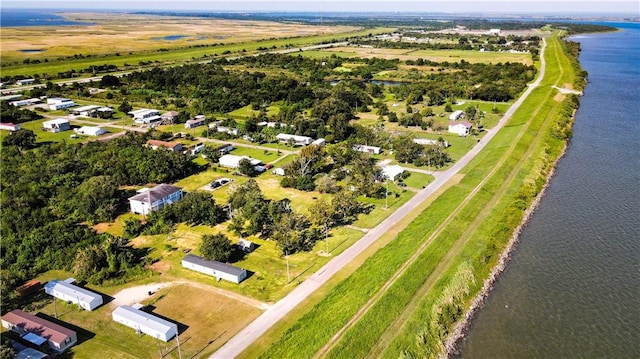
[
  {"x1": 285, "y1": 251, "x2": 290, "y2": 283},
  {"x1": 176, "y1": 333, "x2": 182, "y2": 359},
  {"x1": 53, "y1": 298, "x2": 58, "y2": 318},
  {"x1": 385, "y1": 179, "x2": 389, "y2": 209},
  {"x1": 325, "y1": 224, "x2": 329, "y2": 254}
]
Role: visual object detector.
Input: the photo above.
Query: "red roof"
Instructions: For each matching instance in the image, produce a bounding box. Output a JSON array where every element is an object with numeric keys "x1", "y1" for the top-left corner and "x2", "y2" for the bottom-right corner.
[
  {"x1": 146, "y1": 139, "x2": 181, "y2": 149},
  {"x1": 1, "y1": 310, "x2": 76, "y2": 345}
]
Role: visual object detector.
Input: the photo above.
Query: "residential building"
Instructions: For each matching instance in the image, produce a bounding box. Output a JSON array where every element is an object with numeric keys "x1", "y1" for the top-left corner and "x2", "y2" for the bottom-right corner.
[
  {"x1": 15, "y1": 78, "x2": 35, "y2": 86},
  {"x1": 311, "y1": 138, "x2": 326, "y2": 146},
  {"x1": 0, "y1": 123, "x2": 21, "y2": 131},
  {"x1": 129, "y1": 109, "x2": 161, "y2": 124},
  {"x1": 42, "y1": 118, "x2": 71, "y2": 133},
  {"x1": 74, "y1": 126, "x2": 106, "y2": 136},
  {"x1": 413, "y1": 138, "x2": 450, "y2": 148},
  {"x1": 276, "y1": 133, "x2": 312, "y2": 146},
  {"x1": 112, "y1": 305, "x2": 177, "y2": 342},
  {"x1": 47, "y1": 98, "x2": 76, "y2": 110},
  {"x1": 161, "y1": 111, "x2": 179, "y2": 123},
  {"x1": 185, "y1": 115, "x2": 205, "y2": 129},
  {"x1": 219, "y1": 154, "x2": 261, "y2": 169},
  {"x1": 272, "y1": 167, "x2": 285, "y2": 176},
  {"x1": 449, "y1": 110, "x2": 464, "y2": 121},
  {"x1": 145, "y1": 139, "x2": 183, "y2": 152},
  {"x1": 9, "y1": 98, "x2": 41, "y2": 107},
  {"x1": 353, "y1": 144, "x2": 382, "y2": 155},
  {"x1": 128, "y1": 184, "x2": 183, "y2": 215},
  {"x1": 448, "y1": 121, "x2": 473, "y2": 136},
  {"x1": 1, "y1": 310, "x2": 77, "y2": 352},
  {"x1": 44, "y1": 278, "x2": 103, "y2": 311},
  {"x1": 381, "y1": 164, "x2": 405, "y2": 181},
  {"x1": 72, "y1": 105, "x2": 101, "y2": 116},
  {"x1": 182, "y1": 254, "x2": 248, "y2": 283}
]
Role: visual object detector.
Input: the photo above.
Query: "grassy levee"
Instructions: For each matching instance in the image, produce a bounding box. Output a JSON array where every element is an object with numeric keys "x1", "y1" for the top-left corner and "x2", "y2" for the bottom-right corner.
[
  {"x1": 1, "y1": 28, "x2": 392, "y2": 78},
  {"x1": 252, "y1": 34, "x2": 578, "y2": 359}
]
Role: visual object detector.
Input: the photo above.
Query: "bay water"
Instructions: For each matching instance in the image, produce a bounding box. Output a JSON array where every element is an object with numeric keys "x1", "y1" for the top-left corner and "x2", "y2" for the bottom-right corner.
[{"x1": 458, "y1": 22, "x2": 640, "y2": 358}]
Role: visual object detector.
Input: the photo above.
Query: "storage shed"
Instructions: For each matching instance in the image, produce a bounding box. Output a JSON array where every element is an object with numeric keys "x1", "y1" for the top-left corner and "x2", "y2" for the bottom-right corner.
[
  {"x1": 182, "y1": 254, "x2": 248, "y2": 283},
  {"x1": 1, "y1": 310, "x2": 77, "y2": 352},
  {"x1": 75, "y1": 126, "x2": 106, "y2": 136},
  {"x1": 112, "y1": 305, "x2": 178, "y2": 342},
  {"x1": 45, "y1": 278, "x2": 103, "y2": 311},
  {"x1": 449, "y1": 110, "x2": 464, "y2": 121}
]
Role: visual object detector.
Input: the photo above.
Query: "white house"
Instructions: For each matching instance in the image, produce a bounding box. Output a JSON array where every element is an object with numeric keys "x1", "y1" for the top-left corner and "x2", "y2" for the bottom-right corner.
[
  {"x1": 276, "y1": 133, "x2": 313, "y2": 146},
  {"x1": 128, "y1": 184, "x2": 183, "y2": 215},
  {"x1": 381, "y1": 164, "x2": 405, "y2": 181},
  {"x1": 42, "y1": 118, "x2": 71, "y2": 133},
  {"x1": 448, "y1": 121, "x2": 473, "y2": 136},
  {"x1": 44, "y1": 279, "x2": 103, "y2": 311},
  {"x1": 9, "y1": 98, "x2": 40, "y2": 107},
  {"x1": 272, "y1": 167, "x2": 285, "y2": 176},
  {"x1": 257, "y1": 121, "x2": 287, "y2": 128},
  {"x1": 219, "y1": 154, "x2": 261, "y2": 169},
  {"x1": 182, "y1": 254, "x2": 248, "y2": 283},
  {"x1": 15, "y1": 78, "x2": 35, "y2": 86},
  {"x1": 71, "y1": 105, "x2": 101, "y2": 116},
  {"x1": 311, "y1": 138, "x2": 326, "y2": 147},
  {"x1": 413, "y1": 138, "x2": 450, "y2": 148},
  {"x1": 488, "y1": 28, "x2": 501, "y2": 35},
  {"x1": 129, "y1": 109, "x2": 161, "y2": 124},
  {"x1": 216, "y1": 126, "x2": 239, "y2": 136},
  {"x1": 449, "y1": 110, "x2": 464, "y2": 121},
  {"x1": 2, "y1": 310, "x2": 77, "y2": 352},
  {"x1": 146, "y1": 139, "x2": 183, "y2": 152},
  {"x1": 185, "y1": 115, "x2": 205, "y2": 129},
  {"x1": 74, "y1": 126, "x2": 106, "y2": 136},
  {"x1": 112, "y1": 305, "x2": 178, "y2": 342},
  {"x1": 0, "y1": 123, "x2": 21, "y2": 131},
  {"x1": 353, "y1": 144, "x2": 382, "y2": 155},
  {"x1": 47, "y1": 98, "x2": 76, "y2": 110}
]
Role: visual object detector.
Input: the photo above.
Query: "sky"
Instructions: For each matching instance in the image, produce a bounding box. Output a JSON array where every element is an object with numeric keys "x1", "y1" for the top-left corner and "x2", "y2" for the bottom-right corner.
[{"x1": 2, "y1": 0, "x2": 639, "y2": 15}]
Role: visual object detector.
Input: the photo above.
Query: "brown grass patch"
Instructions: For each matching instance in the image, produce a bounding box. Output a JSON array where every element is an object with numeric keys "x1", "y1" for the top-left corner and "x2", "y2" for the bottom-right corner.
[{"x1": 554, "y1": 92, "x2": 566, "y2": 102}]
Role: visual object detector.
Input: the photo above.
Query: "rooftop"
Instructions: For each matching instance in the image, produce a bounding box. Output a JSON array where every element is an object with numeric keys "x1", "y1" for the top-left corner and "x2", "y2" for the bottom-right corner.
[
  {"x1": 44, "y1": 279, "x2": 102, "y2": 303},
  {"x1": 113, "y1": 306, "x2": 177, "y2": 334},
  {"x1": 128, "y1": 184, "x2": 182, "y2": 204},
  {"x1": 1, "y1": 310, "x2": 76, "y2": 345},
  {"x1": 183, "y1": 254, "x2": 246, "y2": 276}
]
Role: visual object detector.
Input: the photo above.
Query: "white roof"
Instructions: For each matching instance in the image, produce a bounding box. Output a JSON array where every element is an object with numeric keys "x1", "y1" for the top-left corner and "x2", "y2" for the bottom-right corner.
[
  {"x1": 277, "y1": 133, "x2": 312, "y2": 141},
  {"x1": 128, "y1": 108, "x2": 154, "y2": 116},
  {"x1": 76, "y1": 126, "x2": 105, "y2": 135},
  {"x1": 44, "y1": 280, "x2": 102, "y2": 304},
  {"x1": 449, "y1": 110, "x2": 464, "y2": 120},
  {"x1": 97, "y1": 107, "x2": 113, "y2": 112},
  {"x1": 219, "y1": 154, "x2": 261, "y2": 166},
  {"x1": 112, "y1": 305, "x2": 177, "y2": 334},
  {"x1": 413, "y1": 138, "x2": 439, "y2": 145},
  {"x1": 382, "y1": 165, "x2": 405, "y2": 180},
  {"x1": 43, "y1": 118, "x2": 69, "y2": 126},
  {"x1": 74, "y1": 105, "x2": 101, "y2": 112}
]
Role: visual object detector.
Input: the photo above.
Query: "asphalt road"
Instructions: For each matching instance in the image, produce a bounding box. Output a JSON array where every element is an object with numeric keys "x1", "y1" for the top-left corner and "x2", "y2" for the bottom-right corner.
[{"x1": 210, "y1": 38, "x2": 547, "y2": 359}]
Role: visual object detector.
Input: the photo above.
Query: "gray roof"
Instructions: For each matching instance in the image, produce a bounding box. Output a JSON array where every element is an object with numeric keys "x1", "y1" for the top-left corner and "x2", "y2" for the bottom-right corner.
[
  {"x1": 182, "y1": 254, "x2": 246, "y2": 277},
  {"x1": 128, "y1": 184, "x2": 182, "y2": 204},
  {"x1": 113, "y1": 306, "x2": 177, "y2": 334}
]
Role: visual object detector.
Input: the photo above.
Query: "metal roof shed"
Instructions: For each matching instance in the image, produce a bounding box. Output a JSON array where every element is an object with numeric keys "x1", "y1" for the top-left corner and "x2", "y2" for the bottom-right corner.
[
  {"x1": 112, "y1": 305, "x2": 178, "y2": 342},
  {"x1": 44, "y1": 279, "x2": 103, "y2": 311},
  {"x1": 182, "y1": 254, "x2": 248, "y2": 283}
]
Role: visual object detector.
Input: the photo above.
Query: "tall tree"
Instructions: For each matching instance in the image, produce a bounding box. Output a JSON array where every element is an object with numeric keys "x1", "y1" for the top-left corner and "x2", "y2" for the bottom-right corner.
[{"x1": 200, "y1": 233, "x2": 234, "y2": 262}]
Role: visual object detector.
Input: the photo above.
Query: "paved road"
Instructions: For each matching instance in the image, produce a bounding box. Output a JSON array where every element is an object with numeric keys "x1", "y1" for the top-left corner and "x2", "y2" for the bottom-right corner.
[{"x1": 210, "y1": 38, "x2": 547, "y2": 359}]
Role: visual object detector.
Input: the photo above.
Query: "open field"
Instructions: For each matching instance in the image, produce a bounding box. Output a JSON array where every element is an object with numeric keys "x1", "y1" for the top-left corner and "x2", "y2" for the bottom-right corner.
[
  {"x1": 1, "y1": 14, "x2": 393, "y2": 77},
  {"x1": 247, "y1": 34, "x2": 577, "y2": 358},
  {"x1": 304, "y1": 46, "x2": 533, "y2": 65},
  {"x1": 1, "y1": 13, "x2": 358, "y2": 63}
]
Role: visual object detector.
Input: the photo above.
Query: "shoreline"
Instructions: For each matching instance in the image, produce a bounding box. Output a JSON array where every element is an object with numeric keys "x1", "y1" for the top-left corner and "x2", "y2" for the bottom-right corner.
[{"x1": 443, "y1": 138, "x2": 571, "y2": 358}]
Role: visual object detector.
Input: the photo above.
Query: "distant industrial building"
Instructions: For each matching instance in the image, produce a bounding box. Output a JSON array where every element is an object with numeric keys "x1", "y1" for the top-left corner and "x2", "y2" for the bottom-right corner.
[
  {"x1": 44, "y1": 278, "x2": 104, "y2": 311},
  {"x1": 112, "y1": 305, "x2": 178, "y2": 342},
  {"x1": 182, "y1": 254, "x2": 248, "y2": 283}
]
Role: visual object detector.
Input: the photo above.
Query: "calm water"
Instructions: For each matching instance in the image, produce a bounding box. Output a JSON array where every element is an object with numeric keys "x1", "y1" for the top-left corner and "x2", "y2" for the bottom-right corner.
[
  {"x1": 0, "y1": 9, "x2": 92, "y2": 27},
  {"x1": 458, "y1": 23, "x2": 640, "y2": 358}
]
